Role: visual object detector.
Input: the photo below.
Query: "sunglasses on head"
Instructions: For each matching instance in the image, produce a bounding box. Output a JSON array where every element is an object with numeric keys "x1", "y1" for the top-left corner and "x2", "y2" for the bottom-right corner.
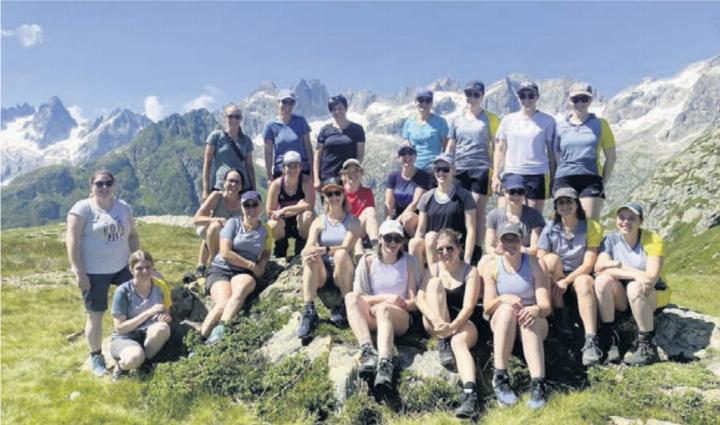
[
  {"x1": 324, "y1": 189, "x2": 343, "y2": 198},
  {"x1": 281, "y1": 99, "x2": 295, "y2": 106},
  {"x1": 507, "y1": 188, "x2": 526, "y2": 196},
  {"x1": 464, "y1": 90, "x2": 483, "y2": 98},
  {"x1": 436, "y1": 245, "x2": 455, "y2": 254},
  {"x1": 433, "y1": 165, "x2": 451, "y2": 174},
  {"x1": 571, "y1": 95, "x2": 591, "y2": 104},
  {"x1": 398, "y1": 148, "x2": 416, "y2": 156},
  {"x1": 382, "y1": 234, "x2": 404, "y2": 244},
  {"x1": 518, "y1": 91, "x2": 536, "y2": 100},
  {"x1": 242, "y1": 201, "x2": 260, "y2": 208},
  {"x1": 226, "y1": 114, "x2": 242, "y2": 120},
  {"x1": 416, "y1": 97, "x2": 433, "y2": 104},
  {"x1": 226, "y1": 178, "x2": 241, "y2": 185},
  {"x1": 94, "y1": 180, "x2": 114, "y2": 188}
]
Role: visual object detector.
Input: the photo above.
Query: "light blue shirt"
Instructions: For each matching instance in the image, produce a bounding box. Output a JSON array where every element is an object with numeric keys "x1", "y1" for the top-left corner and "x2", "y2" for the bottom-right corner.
[{"x1": 402, "y1": 114, "x2": 449, "y2": 170}]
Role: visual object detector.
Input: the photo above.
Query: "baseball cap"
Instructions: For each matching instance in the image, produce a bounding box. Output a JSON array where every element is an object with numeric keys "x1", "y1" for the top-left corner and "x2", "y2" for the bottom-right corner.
[
  {"x1": 379, "y1": 220, "x2": 404, "y2": 237},
  {"x1": 415, "y1": 88, "x2": 433, "y2": 99},
  {"x1": 497, "y1": 222, "x2": 524, "y2": 239},
  {"x1": 616, "y1": 202, "x2": 644, "y2": 220},
  {"x1": 277, "y1": 89, "x2": 296, "y2": 101},
  {"x1": 502, "y1": 174, "x2": 525, "y2": 191},
  {"x1": 241, "y1": 190, "x2": 261, "y2": 203},
  {"x1": 397, "y1": 145, "x2": 417, "y2": 156},
  {"x1": 432, "y1": 152, "x2": 454, "y2": 167},
  {"x1": 516, "y1": 81, "x2": 539, "y2": 95},
  {"x1": 282, "y1": 150, "x2": 302, "y2": 165},
  {"x1": 328, "y1": 94, "x2": 348, "y2": 109},
  {"x1": 569, "y1": 83, "x2": 593, "y2": 98},
  {"x1": 341, "y1": 158, "x2": 363, "y2": 171},
  {"x1": 321, "y1": 177, "x2": 344, "y2": 191},
  {"x1": 553, "y1": 187, "x2": 579, "y2": 200},
  {"x1": 464, "y1": 80, "x2": 485, "y2": 92}
]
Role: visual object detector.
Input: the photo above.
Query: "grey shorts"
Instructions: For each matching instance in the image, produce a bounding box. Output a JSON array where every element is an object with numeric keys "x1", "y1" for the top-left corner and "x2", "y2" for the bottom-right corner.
[
  {"x1": 110, "y1": 331, "x2": 145, "y2": 360},
  {"x1": 84, "y1": 267, "x2": 133, "y2": 312},
  {"x1": 205, "y1": 265, "x2": 257, "y2": 294}
]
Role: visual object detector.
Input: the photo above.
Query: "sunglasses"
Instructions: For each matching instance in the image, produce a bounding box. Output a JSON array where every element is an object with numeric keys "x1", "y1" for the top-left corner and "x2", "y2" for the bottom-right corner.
[
  {"x1": 416, "y1": 97, "x2": 433, "y2": 104},
  {"x1": 507, "y1": 188, "x2": 526, "y2": 196},
  {"x1": 94, "y1": 180, "x2": 114, "y2": 188},
  {"x1": 226, "y1": 114, "x2": 242, "y2": 120},
  {"x1": 382, "y1": 234, "x2": 404, "y2": 244},
  {"x1": 281, "y1": 99, "x2": 296, "y2": 106},
  {"x1": 571, "y1": 95, "x2": 591, "y2": 104},
  {"x1": 464, "y1": 90, "x2": 483, "y2": 98},
  {"x1": 242, "y1": 201, "x2": 260, "y2": 208},
  {"x1": 324, "y1": 189, "x2": 343, "y2": 198},
  {"x1": 433, "y1": 166, "x2": 451, "y2": 174},
  {"x1": 500, "y1": 236, "x2": 521, "y2": 244},
  {"x1": 518, "y1": 92, "x2": 537, "y2": 100},
  {"x1": 284, "y1": 162, "x2": 301, "y2": 168},
  {"x1": 436, "y1": 245, "x2": 455, "y2": 255},
  {"x1": 398, "y1": 148, "x2": 416, "y2": 156},
  {"x1": 226, "y1": 178, "x2": 241, "y2": 184}
]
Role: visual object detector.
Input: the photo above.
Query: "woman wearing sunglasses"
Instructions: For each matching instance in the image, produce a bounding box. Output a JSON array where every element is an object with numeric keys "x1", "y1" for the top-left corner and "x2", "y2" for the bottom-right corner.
[
  {"x1": 402, "y1": 88, "x2": 449, "y2": 172},
  {"x1": 263, "y1": 90, "x2": 314, "y2": 185},
  {"x1": 415, "y1": 229, "x2": 481, "y2": 418},
  {"x1": 346, "y1": 220, "x2": 419, "y2": 391},
  {"x1": 314, "y1": 94, "x2": 366, "y2": 189},
  {"x1": 447, "y1": 80, "x2": 500, "y2": 264},
  {"x1": 482, "y1": 222, "x2": 551, "y2": 409},
  {"x1": 409, "y1": 153, "x2": 477, "y2": 270},
  {"x1": 192, "y1": 168, "x2": 244, "y2": 278},
  {"x1": 297, "y1": 177, "x2": 361, "y2": 339},
  {"x1": 384, "y1": 144, "x2": 432, "y2": 237},
  {"x1": 266, "y1": 151, "x2": 316, "y2": 259},
  {"x1": 492, "y1": 81, "x2": 557, "y2": 212},
  {"x1": 202, "y1": 104, "x2": 255, "y2": 200},
  {"x1": 537, "y1": 188, "x2": 604, "y2": 366},
  {"x1": 554, "y1": 83, "x2": 616, "y2": 219},
  {"x1": 201, "y1": 191, "x2": 273, "y2": 343},
  {"x1": 66, "y1": 169, "x2": 140, "y2": 377}
]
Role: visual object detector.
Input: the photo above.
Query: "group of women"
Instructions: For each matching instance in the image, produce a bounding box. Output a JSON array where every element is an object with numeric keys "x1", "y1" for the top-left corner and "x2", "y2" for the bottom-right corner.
[{"x1": 66, "y1": 81, "x2": 666, "y2": 417}]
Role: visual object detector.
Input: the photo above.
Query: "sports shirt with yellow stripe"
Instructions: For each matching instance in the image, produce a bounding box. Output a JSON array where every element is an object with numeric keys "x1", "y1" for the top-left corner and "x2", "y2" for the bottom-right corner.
[
  {"x1": 600, "y1": 229, "x2": 664, "y2": 270},
  {"x1": 554, "y1": 113, "x2": 615, "y2": 178}
]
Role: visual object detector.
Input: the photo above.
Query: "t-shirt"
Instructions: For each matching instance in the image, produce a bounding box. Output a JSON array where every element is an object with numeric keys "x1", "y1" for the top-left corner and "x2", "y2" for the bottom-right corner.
[
  {"x1": 263, "y1": 115, "x2": 312, "y2": 175},
  {"x1": 486, "y1": 205, "x2": 545, "y2": 247},
  {"x1": 346, "y1": 187, "x2": 375, "y2": 217},
  {"x1": 210, "y1": 217, "x2": 273, "y2": 273},
  {"x1": 206, "y1": 129, "x2": 254, "y2": 191},
  {"x1": 317, "y1": 122, "x2": 366, "y2": 180},
  {"x1": 111, "y1": 280, "x2": 165, "y2": 336},
  {"x1": 68, "y1": 198, "x2": 134, "y2": 274},
  {"x1": 402, "y1": 114, "x2": 449, "y2": 170},
  {"x1": 538, "y1": 218, "x2": 603, "y2": 272},
  {"x1": 418, "y1": 186, "x2": 476, "y2": 234},
  {"x1": 496, "y1": 110, "x2": 556, "y2": 175},
  {"x1": 554, "y1": 114, "x2": 615, "y2": 178},
  {"x1": 448, "y1": 110, "x2": 499, "y2": 171},
  {"x1": 600, "y1": 230, "x2": 664, "y2": 271},
  {"x1": 386, "y1": 169, "x2": 432, "y2": 215}
]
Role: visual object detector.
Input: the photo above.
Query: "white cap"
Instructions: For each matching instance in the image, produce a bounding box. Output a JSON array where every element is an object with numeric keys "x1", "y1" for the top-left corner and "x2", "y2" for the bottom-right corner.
[
  {"x1": 379, "y1": 220, "x2": 404, "y2": 237},
  {"x1": 283, "y1": 150, "x2": 302, "y2": 165}
]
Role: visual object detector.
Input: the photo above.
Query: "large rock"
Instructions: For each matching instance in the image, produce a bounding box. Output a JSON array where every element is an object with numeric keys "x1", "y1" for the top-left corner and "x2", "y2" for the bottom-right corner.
[
  {"x1": 260, "y1": 312, "x2": 332, "y2": 364},
  {"x1": 655, "y1": 307, "x2": 720, "y2": 361},
  {"x1": 397, "y1": 347, "x2": 460, "y2": 386},
  {"x1": 327, "y1": 344, "x2": 359, "y2": 405}
]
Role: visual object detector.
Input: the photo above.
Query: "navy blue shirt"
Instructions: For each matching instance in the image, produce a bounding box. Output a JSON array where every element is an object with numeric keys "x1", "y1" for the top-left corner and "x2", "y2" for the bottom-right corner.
[
  {"x1": 386, "y1": 169, "x2": 432, "y2": 217},
  {"x1": 317, "y1": 122, "x2": 365, "y2": 180}
]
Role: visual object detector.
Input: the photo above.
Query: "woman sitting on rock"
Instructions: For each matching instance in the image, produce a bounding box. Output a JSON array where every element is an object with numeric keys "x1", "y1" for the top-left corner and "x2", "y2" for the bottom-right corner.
[
  {"x1": 341, "y1": 158, "x2": 380, "y2": 255},
  {"x1": 192, "y1": 168, "x2": 244, "y2": 277},
  {"x1": 297, "y1": 177, "x2": 361, "y2": 339},
  {"x1": 594, "y1": 202, "x2": 665, "y2": 366},
  {"x1": 345, "y1": 220, "x2": 419, "y2": 391},
  {"x1": 384, "y1": 144, "x2": 432, "y2": 237},
  {"x1": 110, "y1": 250, "x2": 171, "y2": 381},
  {"x1": 200, "y1": 191, "x2": 273, "y2": 343},
  {"x1": 537, "y1": 187, "x2": 604, "y2": 366},
  {"x1": 415, "y1": 229, "x2": 481, "y2": 419},
  {"x1": 266, "y1": 151, "x2": 316, "y2": 259}
]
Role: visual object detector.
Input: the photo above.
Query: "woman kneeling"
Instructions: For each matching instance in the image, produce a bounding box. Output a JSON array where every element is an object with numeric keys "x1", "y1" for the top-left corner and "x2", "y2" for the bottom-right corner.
[{"x1": 483, "y1": 222, "x2": 551, "y2": 409}]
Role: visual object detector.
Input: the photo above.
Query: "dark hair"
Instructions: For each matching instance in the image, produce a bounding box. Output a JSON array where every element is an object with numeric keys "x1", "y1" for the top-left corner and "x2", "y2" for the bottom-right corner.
[
  {"x1": 376, "y1": 235, "x2": 405, "y2": 262},
  {"x1": 551, "y1": 198, "x2": 586, "y2": 224},
  {"x1": 328, "y1": 94, "x2": 348, "y2": 112},
  {"x1": 437, "y1": 228, "x2": 463, "y2": 250},
  {"x1": 223, "y1": 168, "x2": 243, "y2": 182},
  {"x1": 90, "y1": 169, "x2": 114, "y2": 185}
]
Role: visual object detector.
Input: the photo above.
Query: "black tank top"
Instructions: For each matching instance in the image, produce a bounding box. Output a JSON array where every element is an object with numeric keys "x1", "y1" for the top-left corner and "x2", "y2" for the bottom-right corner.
[
  {"x1": 434, "y1": 262, "x2": 471, "y2": 311},
  {"x1": 278, "y1": 176, "x2": 305, "y2": 208}
]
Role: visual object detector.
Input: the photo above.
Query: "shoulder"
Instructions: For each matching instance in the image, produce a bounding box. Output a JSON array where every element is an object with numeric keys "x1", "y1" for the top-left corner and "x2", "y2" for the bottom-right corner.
[
  {"x1": 456, "y1": 186, "x2": 475, "y2": 203},
  {"x1": 361, "y1": 187, "x2": 374, "y2": 196},
  {"x1": 69, "y1": 198, "x2": 92, "y2": 216},
  {"x1": 431, "y1": 114, "x2": 449, "y2": 126},
  {"x1": 536, "y1": 110, "x2": 556, "y2": 124},
  {"x1": 207, "y1": 129, "x2": 224, "y2": 143},
  {"x1": 115, "y1": 280, "x2": 133, "y2": 296},
  {"x1": 586, "y1": 218, "x2": 603, "y2": 233},
  {"x1": 419, "y1": 189, "x2": 434, "y2": 203},
  {"x1": 116, "y1": 199, "x2": 133, "y2": 213}
]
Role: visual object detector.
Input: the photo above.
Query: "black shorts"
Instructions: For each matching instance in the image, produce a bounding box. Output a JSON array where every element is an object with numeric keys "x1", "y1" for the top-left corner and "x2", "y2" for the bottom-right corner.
[
  {"x1": 619, "y1": 278, "x2": 667, "y2": 290},
  {"x1": 455, "y1": 168, "x2": 490, "y2": 195},
  {"x1": 283, "y1": 215, "x2": 302, "y2": 239},
  {"x1": 321, "y1": 254, "x2": 336, "y2": 286},
  {"x1": 554, "y1": 174, "x2": 605, "y2": 199},
  {"x1": 205, "y1": 265, "x2": 257, "y2": 294},
  {"x1": 84, "y1": 267, "x2": 133, "y2": 312},
  {"x1": 504, "y1": 173, "x2": 549, "y2": 200}
]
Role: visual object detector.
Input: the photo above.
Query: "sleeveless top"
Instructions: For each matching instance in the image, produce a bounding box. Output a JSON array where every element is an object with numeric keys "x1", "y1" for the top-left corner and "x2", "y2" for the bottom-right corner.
[
  {"x1": 495, "y1": 254, "x2": 536, "y2": 306},
  {"x1": 369, "y1": 255, "x2": 408, "y2": 298},
  {"x1": 319, "y1": 213, "x2": 352, "y2": 248},
  {"x1": 213, "y1": 196, "x2": 242, "y2": 219},
  {"x1": 433, "y1": 261, "x2": 471, "y2": 311},
  {"x1": 278, "y1": 176, "x2": 305, "y2": 209}
]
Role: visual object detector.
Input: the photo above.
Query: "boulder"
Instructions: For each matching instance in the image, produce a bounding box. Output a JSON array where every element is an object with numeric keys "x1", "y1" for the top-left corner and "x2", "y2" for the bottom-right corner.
[
  {"x1": 396, "y1": 347, "x2": 460, "y2": 386},
  {"x1": 260, "y1": 312, "x2": 331, "y2": 364},
  {"x1": 327, "y1": 344, "x2": 359, "y2": 404},
  {"x1": 655, "y1": 307, "x2": 720, "y2": 361}
]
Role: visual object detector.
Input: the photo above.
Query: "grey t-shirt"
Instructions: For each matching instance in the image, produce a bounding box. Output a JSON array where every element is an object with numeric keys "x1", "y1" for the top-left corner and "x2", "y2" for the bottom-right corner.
[
  {"x1": 206, "y1": 129, "x2": 254, "y2": 191},
  {"x1": 68, "y1": 198, "x2": 133, "y2": 274},
  {"x1": 486, "y1": 205, "x2": 545, "y2": 247},
  {"x1": 111, "y1": 280, "x2": 165, "y2": 335},
  {"x1": 210, "y1": 217, "x2": 271, "y2": 272},
  {"x1": 449, "y1": 112, "x2": 494, "y2": 171}
]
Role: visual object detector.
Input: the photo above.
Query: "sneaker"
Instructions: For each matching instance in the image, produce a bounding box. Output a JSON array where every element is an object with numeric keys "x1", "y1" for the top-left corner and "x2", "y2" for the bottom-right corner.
[
  {"x1": 454, "y1": 388, "x2": 477, "y2": 419},
  {"x1": 492, "y1": 374, "x2": 518, "y2": 407},
  {"x1": 374, "y1": 358, "x2": 394, "y2": 389},
  {"x1": 605, "y1": 329, "x2": 621, "y2": 363},
  {"x1": 329, "y1": 301, "x2": 348, "y2": 327},
  {"x1": 90, "y1": 354, "x2": 107, "y2": 377},
  {"x1": 527, "y1": 379, "x2": 548, "y2": 409},
  {"x1": 438, "y1": 337, "x2": 455, "y2": 368},
  {"x1": 296, "y1": 306, "x2": 318, "y2": 339},
  {"x1": 581, "y1": 335, "x2": 603, "y2": 366},
  {"x1": 623, "y1": 337, "x2": 660, "y2": 366},
  {"x1": 206, "y1": 324, "x2": 226, "y2": 345},
  {"x1": 358, "y1": 344, "x2": 378, "y2": 379},
  {"x1": 111, "y1": 364, "x2": 128, "y2": 382}
]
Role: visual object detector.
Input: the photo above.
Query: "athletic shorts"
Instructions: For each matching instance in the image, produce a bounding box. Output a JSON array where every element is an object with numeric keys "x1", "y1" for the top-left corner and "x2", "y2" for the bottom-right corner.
[
  {"x1": 321, "y1": 254, "x2": 336, "y2": 286},
  {"x1": 619, "y1": 278, "x2": 667, "y2": 290},
  {"x1": 205, "y1": 265, "x2": 257, "y2": 294},
  {"x1": 110, "y1": 330, "x2": 146, "y2": 359},
  {"x1": 84, "y1": 267, "x2": 133, "y2": 312},
  {"x1": 554, "y1": 174, "x2": 605, "y2": 199},
  {"x1": 503, "y1": 173, "x2": 549, "y2": 200},
  {"x1": 455, "y1": 168, "x2": 490, "y2": 195}
]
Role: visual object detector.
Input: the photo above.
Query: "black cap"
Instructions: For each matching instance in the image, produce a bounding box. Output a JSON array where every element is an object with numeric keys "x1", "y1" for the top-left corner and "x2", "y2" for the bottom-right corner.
[{"x1": 464, "y1": 80, "x2": 485, "y2": 92}]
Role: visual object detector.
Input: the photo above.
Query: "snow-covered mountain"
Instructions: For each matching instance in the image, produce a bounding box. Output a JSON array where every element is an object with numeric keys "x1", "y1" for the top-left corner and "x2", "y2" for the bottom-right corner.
[{"x1": 1, "y1": 103, "x2": 35, "y2": 129}]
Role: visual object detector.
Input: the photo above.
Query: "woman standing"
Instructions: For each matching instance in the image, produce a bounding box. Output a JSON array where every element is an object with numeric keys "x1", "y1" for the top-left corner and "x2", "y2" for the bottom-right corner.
[
  {"x1": 554, "y1": 83, "x2": 616, "y2": 219},
  {"x1": 402, "y1": 89, "x2": 449, "y2": 172},
  {"x1": 202, "y1": 104, "x2": 255, "y2": 199},
  {"x1": 384, "y1": 145, "x2": 432, "y2": 237},
  {"x1": 416, "y1": 229, "x2": 481, "y2": 419},
  {"x1": 201, "y1": 191, "x2": 273, "y2": 343},
  {"x1": 66, "y1": 170, "x2": 139, "y2": 377}
]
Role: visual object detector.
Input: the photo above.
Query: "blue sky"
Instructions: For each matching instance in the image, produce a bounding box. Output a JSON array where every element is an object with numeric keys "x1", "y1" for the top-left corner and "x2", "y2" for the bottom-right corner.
[{"x1": 2, "y1": 1, "x2": 719, "y2": 120}]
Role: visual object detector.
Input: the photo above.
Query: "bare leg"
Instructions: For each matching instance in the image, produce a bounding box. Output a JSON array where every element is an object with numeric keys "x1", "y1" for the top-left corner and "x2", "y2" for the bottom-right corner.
[
  {"x1": 594, "y1": 275, "x2": 628, "y2": 323},
  {"x1": 197, "y1": 240, "x2": 209, "y2": 266},
  {"x1": 117, "y1": 344, "x2": 145, "y2": 371},
  {"x1": 144, "y1": 321, "x2": 171, "y2": 359},
  {"x1": 302, "y1": 257, "x2": 327, "y2": 302},
  {"x1": 205, "y1": 221, "x2": 225, "y2": 260},
  {"x1": 490, "y1": 304, "x2": 517, "y2": 370},
  {"x1": 421, "y1": 277, "x2": 451, "y2": 333},
  {"x1": 86, "y1": 311, "x2": 105, "y2": 352},
  {"x1": 268, "y1": 218, "x2": 286, "y2": 241},
  {"x1": 360, "y1": 207, "x2": 380, "y2": 243},
  {"x1": 574, "y1": 274, "x2": 598, "y2": 334},
  {"x1": 542, "y1": 253, "x2": 565, "y2": 308},
  {"x1": 333, "y1": 250, "x2": 354, "y2": 295},
  {"x1": 451, "y1": 322, "x2": 478, "y2": 383},
  {"x1": 374, "y1": 302, "x2": 410, "y2": 359},
  {"x1": 626, "y1": 281, "x2": 656, "y2": 332},
  {"x1": 401, "y1": 212, "x2": 419, "y2": 237},
  {"x1": 297, "y1": 210, "x2": 315, "y2": 240},
  {"x1": 580, "y1": 197, "x2": 604, "y2": 221},
  {"x1": 220, "y1": 274, "x2": 257, "y2": 322},
  {"x1": 519, "y1": 317, "x2": 549, "y2": 379},
  {"x1": 409, "y1": 237, "x2": 426, "y2": 269},
  {"x1": 345, "y1": 292, "x2": 376, "y2": 346},
  {"x1": 200, "y1": 280, "x2": 231, "y2": 337},
  {"x1": 423, "y1": 231, "x2": 439, "y2": 267}
]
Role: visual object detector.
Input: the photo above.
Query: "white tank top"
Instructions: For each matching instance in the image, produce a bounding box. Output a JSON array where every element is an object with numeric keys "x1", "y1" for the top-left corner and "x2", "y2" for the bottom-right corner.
[{"x1": 369, "y1": 255, "x2": 408, "y2": 298}]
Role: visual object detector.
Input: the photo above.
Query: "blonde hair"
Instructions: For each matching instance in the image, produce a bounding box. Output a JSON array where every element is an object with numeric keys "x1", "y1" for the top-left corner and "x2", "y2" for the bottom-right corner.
[{"x1": 128, "y1": 250, "x2": 154, "y2": 270}]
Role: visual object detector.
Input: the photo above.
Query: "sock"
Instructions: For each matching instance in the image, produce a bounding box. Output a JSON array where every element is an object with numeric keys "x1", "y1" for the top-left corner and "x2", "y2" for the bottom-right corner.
[
  {"x1": 638, "y1": 330, "x2": 655, "y2": 341},
  {"x1": 304, "y1": 302, "x2": 315, "y2": 310},
  {"x1": 463, "y1": 381, "x2": 477, "y2": 392},
  {"x1": 361, "y1": 342, "x2": 373, "y2": 350},
  {"x1": 530, "y1": 377, "x2": 544, "y2": 384},
  {"x1": 90, "y1": 350, "x2": 101, "y2": 357},
  {"x1": 585, "y1": 332, "x2": 596, "y2": 338},
  {"x1": 494, "y1": 368, "x2": 507, "y2": 377}
]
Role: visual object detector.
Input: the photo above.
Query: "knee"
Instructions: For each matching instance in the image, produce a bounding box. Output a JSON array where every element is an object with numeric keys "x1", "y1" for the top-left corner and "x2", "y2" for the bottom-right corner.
[
  {"x1": 301, "y1": 210, "x2": 314, "y2": 223},
  {"x1": 345, "y1": 292, "x2": 359, "y2": 306},
  {"x1": 495, "y1": 303, "x2": 516, "y2": 322},
  {"x1": 121, "y1": 346, "x2": 145, "y2": 370},
  {"x1": 594, "y1": 275, "x2": 613, "y2": 292},
  {"x1": 374, "y1": 303, "x2": 391, "y2": 321},
  {"x1": 427, "y1": 277, "x2": 445, "y2": 295},
  {"x1": 425, "y1": 232, "x2": 438, "y2": 246},
  {"x1": 626, "y1": 281, "x2": 647, "y2": 302},
  {"x1": 149, "y1": 322, "x2": 171, "y2": 340},
  {"x1": 409, "y1": 237, "x2": 424, "y2": 252},
  {"x1": 574, "y1": 275, "x2": 595, "y2": 297},
  {"x1": 207, "y1": 221, "x2": 223, "y2": 235},
  {"x1": 450, "y1": 334, "x2": 468, "y2": 352},
  {"x1": 542, "y1": 253, "x2": 560, "y2": 270},
  {"x1": 333, "y1": 249, "x2": 351, "y2": 266}
]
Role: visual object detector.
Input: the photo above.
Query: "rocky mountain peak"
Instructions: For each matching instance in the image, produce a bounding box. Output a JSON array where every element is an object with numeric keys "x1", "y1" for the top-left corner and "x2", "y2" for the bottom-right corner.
[
  {"x1": 1, "y1": 102, "x2": 35, "y2": 129},
  {"x1": 25, "y1": 96, "x2": 77, "y2": 148},
  {"x1": 292, "y1": 78, "x2": 330, "y2": 119}
]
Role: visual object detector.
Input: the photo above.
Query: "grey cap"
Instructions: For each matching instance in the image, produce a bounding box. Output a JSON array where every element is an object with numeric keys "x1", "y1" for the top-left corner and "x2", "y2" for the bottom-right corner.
[
  {"x1": 516, "y1": 81, "x2": 539, "y2": 95},
  {"x1": 432, "y1": 152, "x2": 455, "y2": 167},
  {"x1": 616, "y1": 202, "x2": 644, "y2": 220},
  {"x1": 569, "y1": 83, "x2": 593, "y2": 98},
  {"x1": 497, "y1": 222, "x2": 524, "y2": 239},
  {"x1": 282, "y1": 150, "x2": 302, "y2": 165},
  {"x1": 277, "y1": 89, "x2": 296, "y2": 101},
  {"x1": 553, "y1": 187, "x2": 578, "y2": 200}
]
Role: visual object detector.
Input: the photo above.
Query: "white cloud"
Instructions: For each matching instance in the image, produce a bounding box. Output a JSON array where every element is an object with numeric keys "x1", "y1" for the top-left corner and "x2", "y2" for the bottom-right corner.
[
  {"x1": 182, "y1": 86, "x2": 220, "y2": 112},
  {"x1": 1, "y1": 24, "x2": 44, "y2": 47},
  {"x1": 67, "y1": 105, "x2": 88, "y2": 125},
  {"x1": 144, "y1": 96, "x2": 165, "y2": 122}
]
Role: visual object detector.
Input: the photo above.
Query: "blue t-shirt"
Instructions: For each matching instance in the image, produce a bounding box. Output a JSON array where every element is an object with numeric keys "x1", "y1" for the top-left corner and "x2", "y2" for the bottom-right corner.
[
  {"x1": 385, "y1": 169, "x2": 432, "y2": 216},
  {"x1": 111, "y1": 280, "x2": 165, "y2": 336},
  {"x1": 402, "y1": 114, "x2": 449, "y2": 170},
  {"x1": 554, "y1": 114, "x2": 616, "y2": 178},
  {"x1": 210, "y1": 217, "x2": 272, "y2": 273},
  {"x1": 206, "y1": 130, "x2": 254, "y2": 191},
  {"x1": 263, "y1": 115, "x2": 312, "y2": 175}
]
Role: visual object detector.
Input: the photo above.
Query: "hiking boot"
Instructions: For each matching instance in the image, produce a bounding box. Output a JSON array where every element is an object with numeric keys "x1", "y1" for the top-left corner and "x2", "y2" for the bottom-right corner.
[
  {"x1": 374, "y1": 358, "x2": 394, "y2": 389},
  {"x1": 296, "y1": 306, "x2": 318, "y2": 339},
  {"x1": 454, "y1": 388, "x2": 477, "y2": 419},
  {"x1": 206, "y1": 324, "x2": 226, "y2": 345},
  {"x1": 274, "y1": 238, "x2": 289, "y2": 259},
  {"x1": 623, "y1": 336, "x2": 660, "y2": 366},
  {"x1": 527, "y1": 379, "x2": 548, "y2": 409},
  {"x1": 605, "y1": 329, "x2": 621, "y2": 363},
  {"x1": 438, "y1": 337, "x2": 455, "y2": 368},
  {"x1": 329, "y1": 301, "x2": 348, "y2": 328},
  {"x1": 358, "y1": 344, "x2": 378, "y2": 379},
  {"x1": 90, "y1": 353, "x2": 107, "y2": 377},
  {"x1": 581, "y1": 335, "x2": 603, "y2": 366},
  {"x1": 492, "y1": 374, "x2": 517, "y2": 407},
  {"x1": 111, "y1": 364, "x2": 128, "y2": 382},
  {"x1": 138, "y1": 359, "x2": 154, "y2": 376}
]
